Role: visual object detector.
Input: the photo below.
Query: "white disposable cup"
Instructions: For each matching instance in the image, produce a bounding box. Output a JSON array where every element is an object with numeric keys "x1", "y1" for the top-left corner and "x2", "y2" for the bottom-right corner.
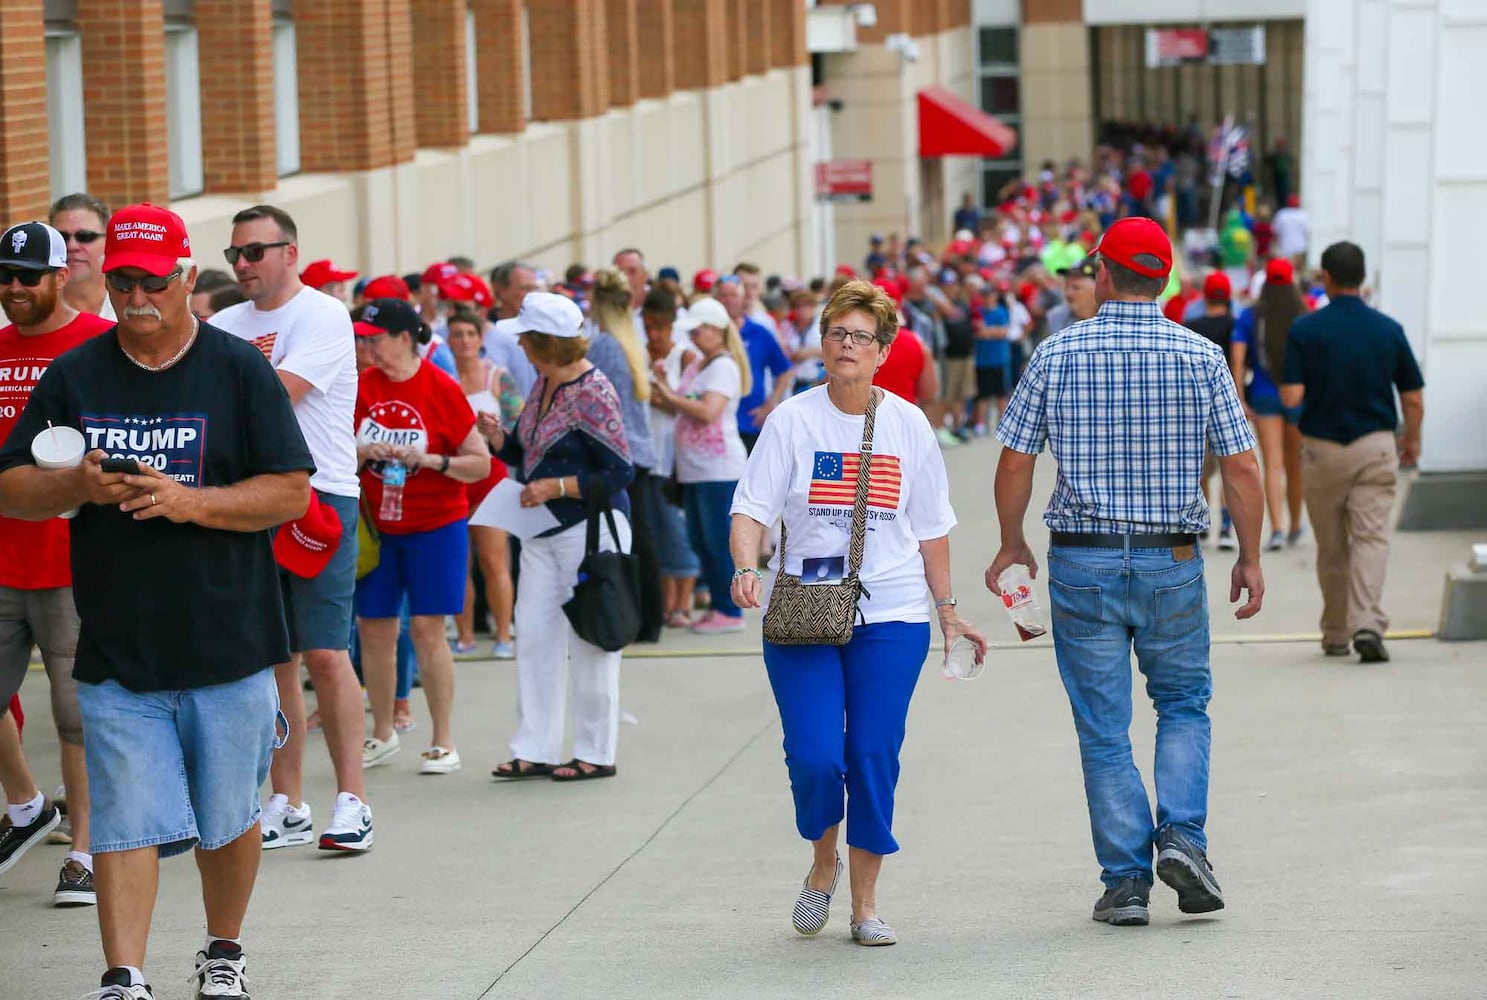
[
  {"x1": 942, "y1": 635, "x2": 984, "y2": 681},
  {"x1": 31, "y1": 426, "x2": 85, "y2": 519}
]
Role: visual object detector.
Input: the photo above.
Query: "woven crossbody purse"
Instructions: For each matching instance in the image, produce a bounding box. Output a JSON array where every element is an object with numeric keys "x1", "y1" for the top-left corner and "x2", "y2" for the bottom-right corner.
[{"x1": 761, "y1": 389, "x2": 878, "y2": 646}]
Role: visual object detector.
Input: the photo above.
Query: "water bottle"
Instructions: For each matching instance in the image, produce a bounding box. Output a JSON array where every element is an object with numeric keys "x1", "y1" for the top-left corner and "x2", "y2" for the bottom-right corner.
[
  {"x1": 379, "y1": 460, "x2": 406, "y2": 523},
  {"x1": 996, "y1": 564, "x2": 1047, "y2": 641}
]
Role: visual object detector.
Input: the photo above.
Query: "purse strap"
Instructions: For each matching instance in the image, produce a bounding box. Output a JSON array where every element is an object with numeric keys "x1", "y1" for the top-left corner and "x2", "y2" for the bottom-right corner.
[
  {"x1": 584, "y1": 491, "x2": 623, "y2": 555},
  {"x1": 778, "y1": 388, "x2": 880, "y2": 576}
]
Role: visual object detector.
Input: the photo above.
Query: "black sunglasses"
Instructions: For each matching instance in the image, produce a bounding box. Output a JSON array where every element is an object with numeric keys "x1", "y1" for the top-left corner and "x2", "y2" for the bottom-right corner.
[
  {"x1": 105, "y1": 270, "x2": 184, "y2": 295},
  {"x1": 56, "y1": 229, "x2": 103, "y2": 245},
  {"x1": 0, "y1": 267, "x2": 56, "y2": 288},
  {"x1": 223, "y1": 241, "x2": 291, "y2": 265}
]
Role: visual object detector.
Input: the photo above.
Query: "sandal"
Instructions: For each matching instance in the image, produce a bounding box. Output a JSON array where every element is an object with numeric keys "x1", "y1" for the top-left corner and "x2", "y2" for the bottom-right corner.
[
  {"x1": 665, "y1": 610, "x2": 692, "y2": 629},
  {"x1": 551, "y1": 758, "x2": 617, "y2": 782},
  {"x1": 491, "y1": 758, "x2": 553, "y2": 780}
]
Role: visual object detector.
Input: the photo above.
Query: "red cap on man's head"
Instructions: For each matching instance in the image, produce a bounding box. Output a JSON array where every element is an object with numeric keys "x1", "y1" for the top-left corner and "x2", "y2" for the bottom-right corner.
[
  {"x1": 438, "y1": 273, "x2": 495, "y2": 310},
  {"x1": 1092, "y1": 217, "x2": 1173, "y2": 279},
  {"x1": 1286, "y1": 194, "x2": 1301, "y2": 208},
  {"x1": 1202, "y1": 271, "x2": 1232, "y2": 302},
  {"x1": 873, "y1": 278, "x2": 903, "y2": 306},
  {"x1": 362, "y1": 275, "x2": 411, "y2": 301},
  {"x1": 273, "y1": 492, "x2": 343, "y2": 578},
  {"x1": 692, "y1": 268, "x2": 718, "y2": 292},
  {"x1": 422, "y1": 262, "x2": 459, "y2": 287},
  {"x1": 103, "y1": 204, "x2": 191, "y2": 277},
  {"x1": 1265, "y1": 258, "x2": 1295, "y2": 285},
  {"x1": 300, "y1": 259, "x2": 357, "y2": 289}
]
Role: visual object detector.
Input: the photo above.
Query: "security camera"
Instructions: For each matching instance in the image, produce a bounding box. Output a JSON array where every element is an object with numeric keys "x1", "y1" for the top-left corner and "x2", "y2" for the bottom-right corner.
[
  {"x1": 904, "y1": 39, "x2": 920, "y2": 63},
  {"x1": 850, "y1": 3, "x2": 878, "y2": 28}
]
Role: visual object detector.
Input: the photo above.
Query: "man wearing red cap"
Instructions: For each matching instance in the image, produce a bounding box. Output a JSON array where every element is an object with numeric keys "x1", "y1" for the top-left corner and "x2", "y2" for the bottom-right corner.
[
  {"x1": 213, "y1": 205, "x2": 374, "y2": 859},
  {"x1": 0, "y1": 203, "x2": 314, "y2": 1000},
  {"x1": 299, "y1": 258, "x2": 357, "y2": 303},
  {"x1": 986, "y1": 216, "x2": 1266, "y2": 928}
]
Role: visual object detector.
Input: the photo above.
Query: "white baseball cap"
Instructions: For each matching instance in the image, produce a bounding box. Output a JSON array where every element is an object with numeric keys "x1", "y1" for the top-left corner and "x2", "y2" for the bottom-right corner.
[
  {"x1": 673, "y1": 296, "x2": 731, "y2": 333},
  {"x1": 493, "y1": 291, "x2": 585, "y2": 339}
]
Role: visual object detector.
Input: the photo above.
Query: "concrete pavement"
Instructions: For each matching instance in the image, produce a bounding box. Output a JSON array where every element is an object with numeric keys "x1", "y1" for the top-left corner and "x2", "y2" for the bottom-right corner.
[{"x1": 1, "y1": 442, "x2": 1483, "y2": 999}]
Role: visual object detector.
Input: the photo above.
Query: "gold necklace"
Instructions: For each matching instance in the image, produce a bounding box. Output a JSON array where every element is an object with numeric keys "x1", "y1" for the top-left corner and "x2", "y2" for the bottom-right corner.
[{"x1": 121, "y1": 317, "x2": 199, "y2": 373}]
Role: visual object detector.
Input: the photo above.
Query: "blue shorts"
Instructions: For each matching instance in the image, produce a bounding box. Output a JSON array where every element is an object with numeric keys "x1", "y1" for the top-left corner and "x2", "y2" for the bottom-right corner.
[
  {"x1": 355, "y1": 518, "x2": 469, "y2": 618},
  {"x1": 1248, "y1": 390, "x2": 1284, "y2": 418},
  {"x1": 278, "y1": 490, "x2": 359, "y2": 653},
  {"x1": 648, "y1": 475, "x2": 700, "y2": 578},
  {"x1": 77, "y1": 670, "x2": 284, "y2": 858}
]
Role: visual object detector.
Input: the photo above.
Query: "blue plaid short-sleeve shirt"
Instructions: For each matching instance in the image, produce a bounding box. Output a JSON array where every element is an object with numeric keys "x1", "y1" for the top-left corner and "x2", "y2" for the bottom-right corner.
[{"x1": 995, "y1": 300, "x2": 1255, "y2": 534}]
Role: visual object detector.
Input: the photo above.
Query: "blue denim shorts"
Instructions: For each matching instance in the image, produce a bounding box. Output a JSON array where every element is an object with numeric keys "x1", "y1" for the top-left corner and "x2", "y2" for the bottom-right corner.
[
  {"x1": 355, "y1": 518, "x2": 469, "y2": 618},
  {"x1": 77, "y1": 670, "x2": 284, "y2": 858},
  {"x1": 277, "y1": 490, "x2": 359, "y2": 653},
  {"x1": 1247, "y1": 390, "x2": 1284, "y2": 418},
  {"x1": 648, "y1": 475, "x2": 700, "y2": 577}
]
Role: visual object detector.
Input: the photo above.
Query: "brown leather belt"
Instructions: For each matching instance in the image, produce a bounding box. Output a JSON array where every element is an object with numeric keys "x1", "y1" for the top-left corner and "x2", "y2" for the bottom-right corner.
[{"x1": 1049, "y1": 531, "x2": 1198, "y2": 549}]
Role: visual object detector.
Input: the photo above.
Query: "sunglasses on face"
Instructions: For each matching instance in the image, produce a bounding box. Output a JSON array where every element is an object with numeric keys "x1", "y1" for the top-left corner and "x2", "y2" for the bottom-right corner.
[
  {"x1": 0, "y1": 267, "x2": 55, "y2": 288},
  {"x1": 823, "y1": 327, "x2": 877, "y2": 347},
  {"x1": 105, "y1": 270, "x2": 184, "y2": 295},
  {"x1": 56, "y1": 230, "x2": 103, "y2": 245},
  {"x1": 223, "y1": 241, "x2": 291, "y2": 265}
]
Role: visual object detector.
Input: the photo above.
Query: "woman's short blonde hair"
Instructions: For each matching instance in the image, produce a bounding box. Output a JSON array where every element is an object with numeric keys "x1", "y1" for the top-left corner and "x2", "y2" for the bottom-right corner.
[
  {"x1": 819, "y1": 279, "x2": 899, "y2": 346},
  {"x1": 522, "y1": 331, "x2": 588, "y2": 367}
]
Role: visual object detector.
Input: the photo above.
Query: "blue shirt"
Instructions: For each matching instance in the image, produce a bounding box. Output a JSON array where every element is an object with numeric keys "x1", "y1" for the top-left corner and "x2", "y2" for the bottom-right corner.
[
  {"x1": 585, "y1": 327, "x2": 658, "y2": 470},
  {"x1": 737, "y1": 318, "x2": 793, "y2": 436},
  {"x1": 976, "y1": 306, "x2": 1011, "y2": 368},
  {"x1": 1282, "y1": 295, "x2": 1424, "y2": 445},
  {"x1": 427, "y1": 340, "x2": 457, "y2": 379},
  {"x1": 1231, "y1": 307, "x2": 1278, "y2": 398},
  {"x1": 996, "y1": 300, "x2": 1255, "y2": 534}
]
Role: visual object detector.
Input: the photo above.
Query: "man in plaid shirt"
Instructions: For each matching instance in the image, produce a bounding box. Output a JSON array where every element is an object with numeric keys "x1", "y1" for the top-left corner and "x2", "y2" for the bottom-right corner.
[{"x1": 984, "y1": 218, "x2": 1265, "y2": 928}]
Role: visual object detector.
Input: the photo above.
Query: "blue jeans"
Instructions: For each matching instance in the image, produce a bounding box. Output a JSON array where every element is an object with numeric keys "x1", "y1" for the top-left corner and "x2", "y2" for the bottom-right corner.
[
  {"x1": 684, "y1": 481, "x2": 740, "y2": 617},
  {"x1": 648, "y1": 475, "x2": 700, "y2": 578},
  {"x1": 1047, "y1": 543, "x2": 1213, "y2": 887},
  {"x1": 350, "y1": 600, "x2": 417, "y2": 699}
]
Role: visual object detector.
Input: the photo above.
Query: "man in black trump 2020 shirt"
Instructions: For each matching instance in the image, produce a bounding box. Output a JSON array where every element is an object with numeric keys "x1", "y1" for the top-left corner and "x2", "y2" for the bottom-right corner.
[{"x1": 0, "y1": 203, "x2": 313, "y2": 1000}]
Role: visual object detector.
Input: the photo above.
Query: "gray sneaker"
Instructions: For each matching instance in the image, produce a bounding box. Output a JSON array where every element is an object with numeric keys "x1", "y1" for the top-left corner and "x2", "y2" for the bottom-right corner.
[
  {"x1": 1092, "y1": 877, "x2": 1150, "y2": 926},
  {"x1": 1155, "y1": 825, "x2": 1225, "y2": 914}
]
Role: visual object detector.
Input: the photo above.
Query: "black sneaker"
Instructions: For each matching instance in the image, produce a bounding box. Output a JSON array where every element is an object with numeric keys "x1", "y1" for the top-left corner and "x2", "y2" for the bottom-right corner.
[
  {"x1": 0, "y1": 800, "x2": 59, "y2": 877},
  {"x1": 55, "y1": 857, "x2": 96, "y2": 906},
  {"x1": 1352, "y1": 629, "x2": 1390, "y2": 663},
  {"x1": 191, "y1": 939, "x2": 249, "y2": 999},
  {"x1": 87, "y1": 968, "x2": 154, "y2": 999},
  {"x1": 1091, "y1": 877, "x2": 1150, "y2": 926},
  {"x1": 1155, "y1": 825, "x2": 1225, "y2": 914}
]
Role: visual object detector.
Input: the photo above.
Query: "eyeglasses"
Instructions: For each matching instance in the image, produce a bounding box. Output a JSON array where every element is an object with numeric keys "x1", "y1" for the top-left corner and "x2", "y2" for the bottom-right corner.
[
  {"x1": 223, "y1": 241, "x2": 291, "y2": 265},
  {"x1": 105, "y1": 270, "x2": 184, "y2": 295},
  {"x1": 56, "y1": 230, "x2": 103, "y2": 245},
  {"x1": 823, "y1": 327, "x2": 877, "y2": 347},
  {"x1": 0, "y1": 267, "x2": 56, "y2": 288}
]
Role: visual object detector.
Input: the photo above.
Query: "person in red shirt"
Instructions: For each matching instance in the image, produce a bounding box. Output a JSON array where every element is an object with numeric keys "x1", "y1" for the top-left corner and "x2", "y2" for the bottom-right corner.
[
  {"x1": 869, "y1": 279, "x2": 939, "y2": 412},
  {"x1": 0, "y1": 222, "x2": 112, "y2": 907},
  {"x1": 1164, "y1": 274, "x2": 1202, "y2": 325},
  {"x1": 353, "y1": 298, "x2": 490, "y2": 776}
]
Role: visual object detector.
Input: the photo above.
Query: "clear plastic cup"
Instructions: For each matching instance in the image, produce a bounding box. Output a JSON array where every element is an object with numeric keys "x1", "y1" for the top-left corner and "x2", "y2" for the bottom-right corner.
[
  {"x1": 942, "y1": 635, "x2": 984, "y2": 681},
  {"x1": 996, "y1": 564, "x2": 1047, "y2": 641},
  {"x1": 31, "y1": 426, "x2": 85, "y2": 519}
]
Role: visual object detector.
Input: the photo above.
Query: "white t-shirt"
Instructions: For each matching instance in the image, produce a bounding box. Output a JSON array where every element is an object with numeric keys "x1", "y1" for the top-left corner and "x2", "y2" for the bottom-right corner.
[
  {"x1": 674, "y1": 354, "x2": 747, "y2": 484},
  {"x1": 1273, "y1": 208, "x2": 1309, "y2": 257},
  {"x1": 213, "y1": 287, "x2": 360, "y2": 497},
  {"x1": 731, "y1": 386, "x2": 957, "y2": 625},
  {"x1": 649, "y1": 342, "x2": 692, "y2": 478}
]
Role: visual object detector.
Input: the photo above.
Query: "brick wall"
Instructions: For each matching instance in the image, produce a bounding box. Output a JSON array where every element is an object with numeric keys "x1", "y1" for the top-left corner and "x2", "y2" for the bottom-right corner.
[
  {"x1": 769, "y1": 0, "x2": 806, "y2": 69},
  {"x1": 77, "y1": 0, "x2": 169, "y2": 207},
  {"x1": 673, "y1": 0, "x2": 726, "y2": 91},
  {"x1": 471, "y1": 0, "x2": 525, "y2": 135},
  {"x1": 743, "y1": 0, "x2": 770, "y2": 76},
  {"x1": 606, "y1": 0, "x2": 639, "y2": 108},
  {"x1": 635, "y1": 0, "x2": 675, "y2": 99},
  {"x1": 198, "y1": 0, "x2": 277, "y2": 193},
  {"x1": 0, "y1": 0, "x2": 50, "y2": 220},
  {"x1": 528, "y1": 0, "x2": 604, "y2": 122},
  {"x1": 819, "y1": 0, "x2": 903, "y2": 46},
  {"x1": 411, "y1": 0, "x2": 469, "y2": 147}
]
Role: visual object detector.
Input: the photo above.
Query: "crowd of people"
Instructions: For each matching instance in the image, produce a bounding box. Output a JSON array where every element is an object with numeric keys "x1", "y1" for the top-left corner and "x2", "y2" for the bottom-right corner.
[{"x1": 0, "y1": 155, "x2": 1425, "y2": 996}]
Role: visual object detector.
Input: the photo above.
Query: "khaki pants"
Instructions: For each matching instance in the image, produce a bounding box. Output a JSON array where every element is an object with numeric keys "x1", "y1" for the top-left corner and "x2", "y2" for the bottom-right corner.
[{"x1": 1300, "y1": 431, "x2": 1398, "y2": 645}]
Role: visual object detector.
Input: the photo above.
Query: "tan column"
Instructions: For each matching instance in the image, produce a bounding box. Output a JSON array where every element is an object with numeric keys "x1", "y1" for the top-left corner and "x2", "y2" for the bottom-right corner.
[{"x1": 1020, "y1": 0, "x2": 1092, "y2": 171}]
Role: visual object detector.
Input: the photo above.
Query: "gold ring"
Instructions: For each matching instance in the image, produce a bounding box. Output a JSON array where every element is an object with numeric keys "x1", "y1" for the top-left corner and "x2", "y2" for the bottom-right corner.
[{"x1": 150, "y1": 493, "x2": 157, "y2": 506}]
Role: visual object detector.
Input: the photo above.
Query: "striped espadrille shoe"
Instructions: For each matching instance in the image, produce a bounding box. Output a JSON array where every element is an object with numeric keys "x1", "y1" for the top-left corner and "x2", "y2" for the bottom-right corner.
[
  {"x1": 850, "y1": 916, "x2": 897, "y2": 946},
  {"x1": 791, "y1": 854, "x2": 843, "y2": 936}
]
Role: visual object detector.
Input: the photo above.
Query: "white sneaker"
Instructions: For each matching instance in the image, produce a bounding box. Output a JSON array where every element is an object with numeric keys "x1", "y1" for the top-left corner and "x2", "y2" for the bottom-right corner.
[
  {"x1": 79, "y1": 979, "x2": 154, "y2": 999},
  {"x1": 259, "y1": 793, "x2": 314, "y2": 850},
  {"x1": 318, "y1": 792, "x2": 373, "y2": 852},
  {"x1": 361, "y1": 731, "x2": 401, "y2": 769},
  {"x1": 189, "y1": 940, "x2": 248, "y2": 999},
  {"x1": 419, "y1": 746, "x2": 462, "y2": 775}
]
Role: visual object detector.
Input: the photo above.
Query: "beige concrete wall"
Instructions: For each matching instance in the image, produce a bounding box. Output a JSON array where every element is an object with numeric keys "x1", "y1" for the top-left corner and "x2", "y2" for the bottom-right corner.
[
  {"x1": 171, "y1": 67, "x2": 814, "y2": 283},
  {"x1": 1020, "y1": 21, "x2": 1093, "y2": 172}
]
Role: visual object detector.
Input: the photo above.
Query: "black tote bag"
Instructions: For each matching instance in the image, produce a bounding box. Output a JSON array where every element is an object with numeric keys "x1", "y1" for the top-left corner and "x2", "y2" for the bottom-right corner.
[{"x1": 562, "y1": 495, "x2": 642, "y2": 652}]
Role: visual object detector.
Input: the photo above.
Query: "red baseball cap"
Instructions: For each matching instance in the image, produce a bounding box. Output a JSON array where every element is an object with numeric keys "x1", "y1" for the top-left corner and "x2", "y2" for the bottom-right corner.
[
  {"x1": 1092, "y1": 217, "x2": 1173, "y2": 279},
  {"x1": 1265, "y1": 258, "x2": 1295, "y2": 285},
  {"x1": 422, "y1": 261, "x2": 459, "y2": 287},
  {"x1": 103, "y1": 203, "x2": 191, "y2": 277},
  {"x1": 833, "y1": 264, "x2": 857, "y2": 278},
  {"x1": 301, "y1": 259, "x2": 357, "y2": 289},
  {"x1": 362, "y1": 274, "x2": 411, "y2": 301},
  {"x1": 438, "y1": 273, "x2": 495, "y2": 310},
  {"x1": 873, "y1": 278, "x2": 903, "y2": 306},
  {"x1": 1202, "y1": 271, "x2": 1232, "y2": 301},
  {"x1": 1286, "y1": 194, "x2": 1301, "y2": 208},
  {"x1": 273, "y1": 492, "x2": 343, "y2": 578},
  {"x1": 693, "y1": 268, "x2": 718, "y2": 291}
]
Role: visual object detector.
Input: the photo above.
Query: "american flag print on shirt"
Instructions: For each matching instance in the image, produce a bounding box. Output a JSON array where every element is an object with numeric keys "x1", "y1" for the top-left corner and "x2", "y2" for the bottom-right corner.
[
  {"x1": 808, "y1": 451, "x2": 902, "y2": 509},
  {"x1": 249, "y1": 333, "x2": 277, "y2": 361}
]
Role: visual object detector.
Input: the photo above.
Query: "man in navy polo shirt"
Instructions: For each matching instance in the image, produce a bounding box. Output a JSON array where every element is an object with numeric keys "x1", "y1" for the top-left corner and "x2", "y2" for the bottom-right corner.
[
  {"x1": 715, "y1": 277, "x2": 792, "y2": 452},
  {"x1": 1280, "y1": 241, "x2": 1424, "y2": 664}
]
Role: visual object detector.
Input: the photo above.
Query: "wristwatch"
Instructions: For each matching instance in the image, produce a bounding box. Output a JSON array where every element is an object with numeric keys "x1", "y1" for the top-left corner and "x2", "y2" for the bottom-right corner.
[
  {"x1": 934, "y1": 597, "x2": 958, "y2": 610},
  {"x1": 438, "y1": 454, "x2": 450, "y2": 475}
]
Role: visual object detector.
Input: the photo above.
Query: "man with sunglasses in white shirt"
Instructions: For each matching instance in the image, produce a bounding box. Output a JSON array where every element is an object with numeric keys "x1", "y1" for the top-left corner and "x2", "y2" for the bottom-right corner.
[{"x1": 49, "y1": 193, "x2": 114, "y2": 322}]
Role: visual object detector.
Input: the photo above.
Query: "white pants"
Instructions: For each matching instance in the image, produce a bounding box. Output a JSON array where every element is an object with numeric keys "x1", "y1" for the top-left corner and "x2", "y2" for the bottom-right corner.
[{"x1": 510, "y1": 516, "x2": 629, "y2": 766}]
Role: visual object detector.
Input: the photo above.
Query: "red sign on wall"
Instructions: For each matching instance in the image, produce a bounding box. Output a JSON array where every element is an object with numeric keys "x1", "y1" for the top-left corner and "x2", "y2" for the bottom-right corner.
[
  {"x1": 1146, "y1": 28, "x2": 1210, "y2": 66},
  {"x1": 815, "y1": 160, "x2": 873, "y2": 202}
]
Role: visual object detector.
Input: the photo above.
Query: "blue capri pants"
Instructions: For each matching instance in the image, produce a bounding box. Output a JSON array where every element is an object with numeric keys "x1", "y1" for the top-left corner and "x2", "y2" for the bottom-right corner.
[{"x1": 762, "y1": 621, "x2": 931, "y2": 856}]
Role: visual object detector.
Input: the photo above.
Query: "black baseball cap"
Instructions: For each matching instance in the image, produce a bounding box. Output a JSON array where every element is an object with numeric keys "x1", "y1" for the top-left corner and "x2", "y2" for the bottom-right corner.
[
  {"x1": 1057, "y1": 256, "x2": 1098, "y2": 280},
  {"x1": 0, "y1": 222, "x2": 68, "y2": 271},
  {"x1": 354, "y1": 297, "x2": 427, "y2": 338}
]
